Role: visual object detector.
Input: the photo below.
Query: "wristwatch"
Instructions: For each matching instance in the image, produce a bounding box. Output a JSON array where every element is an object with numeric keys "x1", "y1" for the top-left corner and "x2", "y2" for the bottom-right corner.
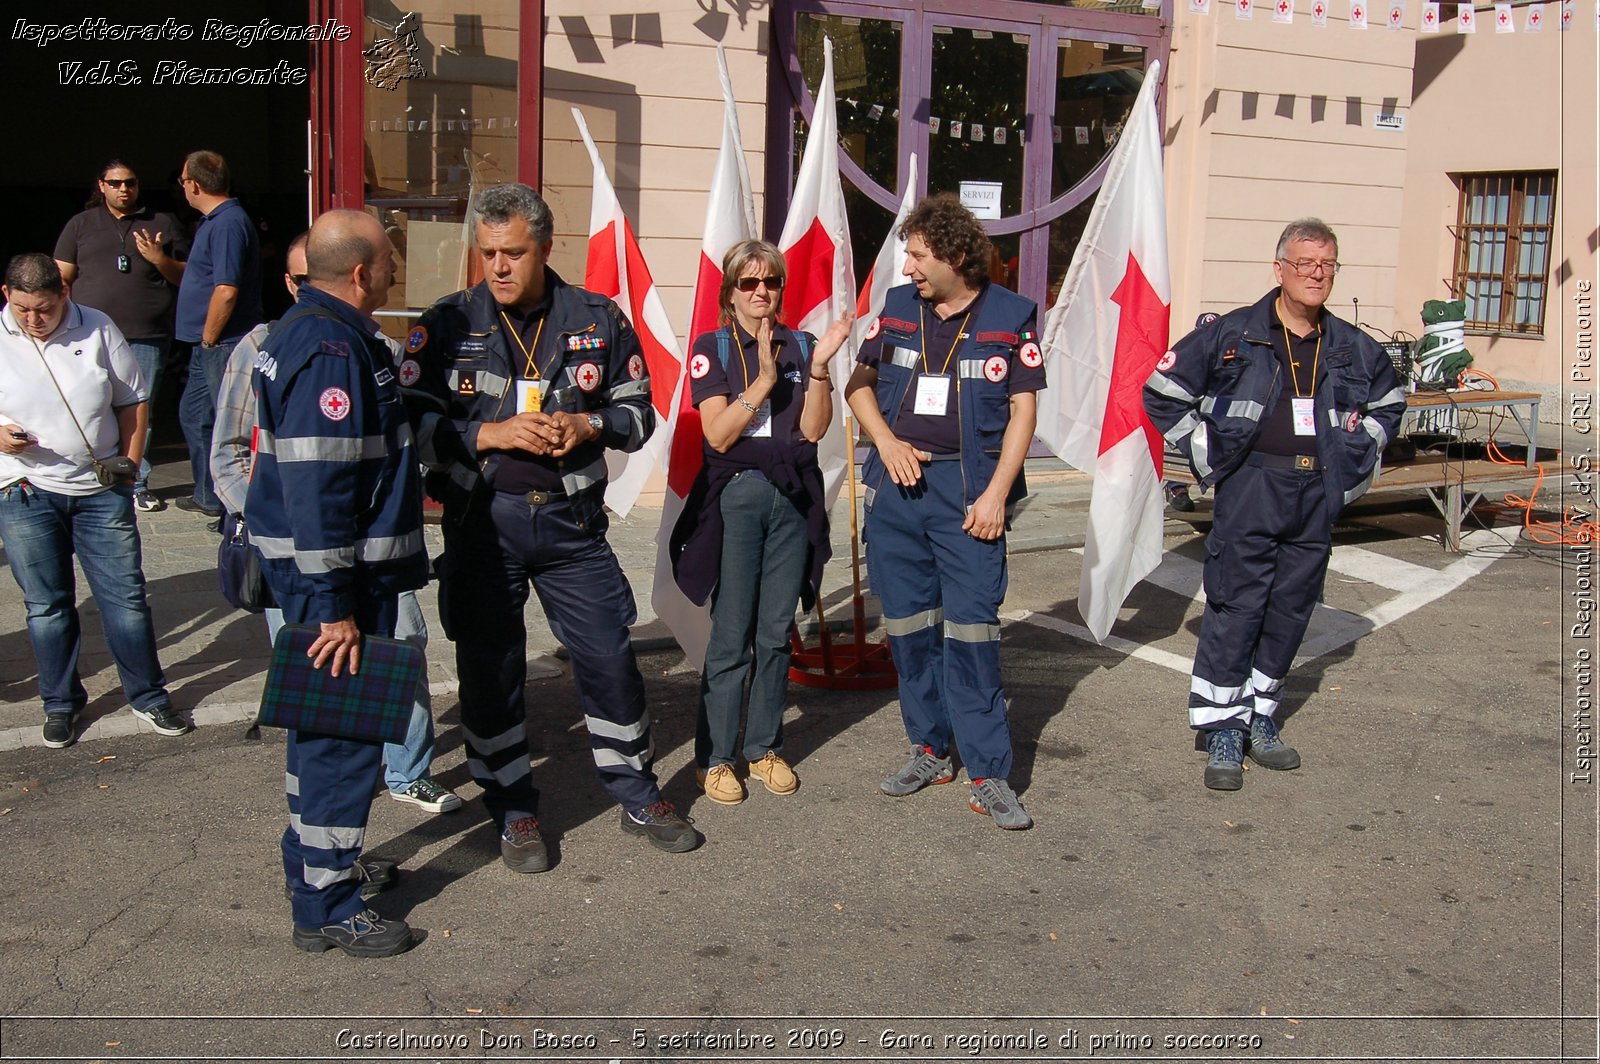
[{"x1": 586, "y1": 413, "x2": 605, "y2": 435}]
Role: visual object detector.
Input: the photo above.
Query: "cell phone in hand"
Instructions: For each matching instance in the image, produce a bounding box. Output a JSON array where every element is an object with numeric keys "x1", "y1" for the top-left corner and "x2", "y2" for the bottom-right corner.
[{"x1": 9, "y1": 428, "x2": 34, "y2": 443}]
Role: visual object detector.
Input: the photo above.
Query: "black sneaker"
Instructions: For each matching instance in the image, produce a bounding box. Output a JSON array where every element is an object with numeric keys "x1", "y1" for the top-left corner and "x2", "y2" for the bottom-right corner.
[
  {"x1": 500, "y1": 815, "x2": 550, "y2": 873},
  {"x1": 42, "y1": 713, "x2": 79, "y2": 749},
  {"x1": 292, "y1": 908, "x2": 415, "y2": 958},
  {"x1": 620, "y1": 799, "x2": 700, "y2": 853},
  {"x1": 132, "y1": 704, "x2": 190, "y2": 737},
  {"x1": 174, "y1": 496, "x2": 223, "y2": 518},
  {"x1": 284, "y1": 858, "x2": 399, "y2": 901},
  {"x1": 1204, "y1": 727, "x2": 1245, "y2": 791}
]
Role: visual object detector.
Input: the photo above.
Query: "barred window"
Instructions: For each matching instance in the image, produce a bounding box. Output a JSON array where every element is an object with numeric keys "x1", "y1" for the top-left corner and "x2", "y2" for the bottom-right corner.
[{"x1": 1452, "y1": 171, "x2": 1557, "y2": 336}]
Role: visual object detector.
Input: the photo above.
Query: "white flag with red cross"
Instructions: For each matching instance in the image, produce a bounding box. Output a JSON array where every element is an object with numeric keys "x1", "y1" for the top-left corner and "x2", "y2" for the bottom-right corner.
[
  {"x1": 1273, "y1": 0, "x2": 1296, "y2": 24},
  {"x1": 1422, "y1": 2, "x2": 1441, "y2": 29},
  {"x1": 571, "y1": 108, "x2": 684, "y2": 520},
  {"x1": 1494, "y1": 2, "x2": 1516, "y2": 29},
  {"x1": 852, "y1": 155, "x2": 918, "y2": 359},
  {"x1": 1458, "y1": 3, "x2": 1477, "y2": 31},
  {"x1": 778, "y1": 35, "x2": 856, "y2": 505},
  {"x1": 652, "y1": 44, "x2": 758, "y2": 668},
  {"x1": 1036, "y1": 61, "x2": 1172, "y2": 644},
  {"x1": 1350, "y1": 0, "x2": 1370, "y2": 27}
]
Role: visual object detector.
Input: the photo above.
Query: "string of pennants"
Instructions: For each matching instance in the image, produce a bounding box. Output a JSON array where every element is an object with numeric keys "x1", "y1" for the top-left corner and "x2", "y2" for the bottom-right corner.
[{"x1": 1190, "y1": 0, "x2": 1594, "y2": 31}]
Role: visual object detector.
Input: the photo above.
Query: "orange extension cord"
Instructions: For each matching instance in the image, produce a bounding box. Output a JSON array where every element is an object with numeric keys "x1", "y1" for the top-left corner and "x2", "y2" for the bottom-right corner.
[{"x1": 1458, "y1": 370, "x2": 1600, "y2": 546}]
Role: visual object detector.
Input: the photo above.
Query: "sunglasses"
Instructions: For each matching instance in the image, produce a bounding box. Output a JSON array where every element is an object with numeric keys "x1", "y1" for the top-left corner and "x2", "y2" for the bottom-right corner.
[
  {"x1": 102, "y1": 178, "x2": 138, "y2": 188},
  {"x1": 734, "y1": 275, "x2": 784, "y2": 292},
  {"x1": 290, "y1": 273, "x2": 309, "y2": 285}
]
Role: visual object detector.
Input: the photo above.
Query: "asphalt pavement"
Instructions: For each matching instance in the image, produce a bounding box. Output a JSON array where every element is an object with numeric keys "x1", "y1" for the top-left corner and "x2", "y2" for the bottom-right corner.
[{"x1": 0, "y1": 443, "x2": 1593, "y2": 1063}]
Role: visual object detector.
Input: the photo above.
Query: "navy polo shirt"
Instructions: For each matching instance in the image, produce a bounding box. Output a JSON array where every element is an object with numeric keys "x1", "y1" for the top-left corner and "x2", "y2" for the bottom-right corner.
[{"x1": 175, "y1": 198, "x2": 262, "y2": 344}]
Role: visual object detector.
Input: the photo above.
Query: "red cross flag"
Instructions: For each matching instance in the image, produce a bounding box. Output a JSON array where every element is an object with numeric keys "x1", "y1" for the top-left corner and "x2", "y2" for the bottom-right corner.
[
  {"x1": 1350, "y1": 0, "x2": 1370, "y2": 27},
  {"x1": 1274, "y1": 0, "x2": 1296, "y2": 24},
  {"x1": 1388, "y1": 2, "x2": 1406, "y2": 28},
  {"x1": 1458, "y1": 3, "x2": 1476, "y2": 31},
  {"x1": 1494, "y1": 2, "x2": 1515, "y2": 29},
  {"x1": 653, "y1": 44, "x2": 759, "y2": 668},
  {"x1": 1422, "y1": 2, "x2": 1441, "y2": 30},
  {"x1": 1036, "y1": 60, "x2": 1171, "y2": 644},
  {"x1": 1236, "y1": 0, "x2": 1254, "y2": 20},
  {"x1": 852, "y1": 155, "x2": 918, "y2": 370},
  {"x1": 1312, "y1": 1, "x2": 1330, "y2": 26},
  {"x1": 1559, "y1": 0, "x2": 1573, "y2": 29},
  {"x1": 1525, "y1": 3, "x2": 1545, "y2": 30}
]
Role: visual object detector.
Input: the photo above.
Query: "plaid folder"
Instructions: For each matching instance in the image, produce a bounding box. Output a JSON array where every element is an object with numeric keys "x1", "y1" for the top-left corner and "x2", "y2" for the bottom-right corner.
[{"x1": 256, "y1": 624, "x2": 421, "y2": 745}]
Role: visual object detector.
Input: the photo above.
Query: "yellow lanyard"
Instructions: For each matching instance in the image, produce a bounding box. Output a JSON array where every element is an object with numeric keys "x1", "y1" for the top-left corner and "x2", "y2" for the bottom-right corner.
[
  {"x1": 501, "y1": 309, "x2": 547, "y2": 380},
  {"x1": 1278, "y1": 299, "x2": 1322, "y2": 399},
  {"x1": 918, "y1": 304, "x2": 971, "y2": 376},
  {"x1": 729, "y1": 321, "x2": 764, "y2": 391}
]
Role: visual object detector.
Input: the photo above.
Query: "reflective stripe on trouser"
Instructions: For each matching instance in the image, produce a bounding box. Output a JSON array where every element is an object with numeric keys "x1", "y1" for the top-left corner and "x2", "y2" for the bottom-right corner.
[
  {"x1": 696, "y1": 473, "x2": 810, "y2": 769},
  {"x1": 1189, "y1": 459, "x2": 1332, "y2": 730},
  {"x1": 865, "y1": 460, "x2": 1013, "y2": 781},
  {"x1": 442, "y1": 492, "x2": 659, "y2": 825},
  {"x1": 276, "y1": 591, "x2": 395, "y2": 928}
]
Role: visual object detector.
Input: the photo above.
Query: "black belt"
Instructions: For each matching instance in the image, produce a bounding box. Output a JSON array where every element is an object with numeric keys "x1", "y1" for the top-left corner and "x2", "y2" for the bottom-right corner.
[
  {"x1": 511, "y1": 489, "x2": 565, "y2": 506},
  {"x1": 1249, "y1": 452, "x2": 1320, "y2": 472}
]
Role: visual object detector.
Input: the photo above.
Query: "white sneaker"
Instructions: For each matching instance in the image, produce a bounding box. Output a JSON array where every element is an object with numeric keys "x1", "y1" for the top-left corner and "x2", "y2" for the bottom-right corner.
[{"x1": 389, "y1": 777, "x2": 462, "y2": 813}]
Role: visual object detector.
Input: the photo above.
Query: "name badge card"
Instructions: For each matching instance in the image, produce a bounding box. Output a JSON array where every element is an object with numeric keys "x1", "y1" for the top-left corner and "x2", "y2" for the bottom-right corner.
[
  {"x1": 1291, "y1": 396, "x2": 1317, "y2": 436},
  {"x1": 517, "y1": 379, "x2": 549, "y2": 413},
  {"x1": 741, "y1": 400, "x2": 773, "y2": 438},
  {"x1": 914, "y1": 374, "x2": 951, "y2": 417}
]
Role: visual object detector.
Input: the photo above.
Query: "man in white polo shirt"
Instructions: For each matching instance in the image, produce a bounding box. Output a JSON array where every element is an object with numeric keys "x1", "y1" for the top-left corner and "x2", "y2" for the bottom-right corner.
[{"x1": 0, "y1": 253, "x2": 186, "y2": 748}]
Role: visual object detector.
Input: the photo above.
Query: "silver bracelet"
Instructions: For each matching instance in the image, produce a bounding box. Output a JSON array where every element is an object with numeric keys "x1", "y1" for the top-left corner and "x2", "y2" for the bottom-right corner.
[{"x1": 737, "y1": 395, "x2": 758, "y2": 414}]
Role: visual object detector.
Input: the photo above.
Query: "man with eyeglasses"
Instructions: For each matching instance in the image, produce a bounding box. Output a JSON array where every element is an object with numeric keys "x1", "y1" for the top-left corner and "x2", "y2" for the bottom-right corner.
[
  {"x1": 1144, "y1": 218, "x2": 1406, "y2": 790},
  {"x1": 173, "y1": 150, "x2": 262, "y2": 523},
  {"x1": 53, "y1": 160, "x2": 189, "y2": 513},
  {"x1": 402, "y1": 183, "x2": 699, "y2": 867}
]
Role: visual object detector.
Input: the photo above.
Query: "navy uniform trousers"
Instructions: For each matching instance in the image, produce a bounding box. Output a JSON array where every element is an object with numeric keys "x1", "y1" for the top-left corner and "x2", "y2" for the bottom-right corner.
[
  {"x1": 279, "y1": 591, "x2": 397, "y2": 929},
  {"x1": 1188, "y1": 455, "x2": 1333, "y2": 732},
  {"x1": 866, "y1": 460, "x2": 1013, "y2": 781},
  {"x1": 443, "y1": 491, "x2": 658, "y2": 826}
]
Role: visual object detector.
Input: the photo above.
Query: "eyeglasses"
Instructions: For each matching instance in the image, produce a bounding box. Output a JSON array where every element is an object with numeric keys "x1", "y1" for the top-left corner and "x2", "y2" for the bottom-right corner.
[
  {"x1": 102, "y1": 178, "x2": 138, "y2": 189},
  {"x1": 1280, "y1": 258, "x2": 1340, "y2": 277},
  {"x1": 735, "y1": 275, "x2": 784, "y2": 292}
]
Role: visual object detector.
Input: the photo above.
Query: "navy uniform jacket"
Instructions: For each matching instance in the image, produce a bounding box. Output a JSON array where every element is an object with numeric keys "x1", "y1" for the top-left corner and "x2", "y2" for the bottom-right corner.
[
  {"x1": 245, "y1": 286, "x2": 428, "y2": 622},
  {"x1": 860, "y1": 282, "x2": 1042, "y2": 515},
  {"x1": 1144, "y1": 288, "x2": 1407, "y2": 509},
  {"x1": 399, "y1": 272, "x2": 652, "y2": 529}
]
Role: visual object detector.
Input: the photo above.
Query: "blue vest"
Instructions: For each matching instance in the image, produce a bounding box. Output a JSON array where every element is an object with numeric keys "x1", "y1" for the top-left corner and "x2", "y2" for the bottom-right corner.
[{"x1": 862, "y1": 283, "x2": 1038, "y2": 511}]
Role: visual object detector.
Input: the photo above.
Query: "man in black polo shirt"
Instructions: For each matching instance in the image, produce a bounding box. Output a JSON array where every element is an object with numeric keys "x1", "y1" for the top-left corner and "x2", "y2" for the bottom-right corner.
[
  {"x1": 54, "y1": 159, "x2": 188, "y2": 512},
  {"x1": 1144, "y1": 219, "x2": 1407, "y2": 790}
]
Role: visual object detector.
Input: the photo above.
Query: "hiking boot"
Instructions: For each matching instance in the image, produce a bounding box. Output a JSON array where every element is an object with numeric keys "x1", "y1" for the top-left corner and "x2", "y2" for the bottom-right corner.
[
  {"x1": 880, "y1": 745, "x2": 955, "y2": 796},
  {"x1": 747, "y1": 751, "x2": 798, "y2": 795},
  {"x1": 284, "y1": 858, "x2": 400, "y2": 901},
  {"x1": 620, "y1": 799, "x2": 700, "y2": 853},
  {"x1": 500, "y1": 815, "x2": 550, "y2": 873},
  {"x1": 292, "y1": 908, "x2": 415, "y2": 958},
  {"x1": 42, "y1": 712, "x2": 78, "y2": 749},
  {"x1": 389, "y1": 777, "x2": 463, "y2": 813},
  {"x1": 696, "y1": 764, "x2": 745, "y2": 806},
  {"x1": 1166, "y1": 483, "x2": 1195, "y2": 512},
  {"x1": 132, "y1": 704, "x2": 190, "y2": 737},
  {"x1": 1247, "y1": 714, "x2": 1301, "y2": 770},
  {"x1": 968, "y1": 777, "x2": 1032, "y2": 830},
  {"x1": 133, "y1": 490, "x2": 165, "y2": 513},
  {"x1": 1204, "y1": 728, "x2": 1245, "y2": 791}
]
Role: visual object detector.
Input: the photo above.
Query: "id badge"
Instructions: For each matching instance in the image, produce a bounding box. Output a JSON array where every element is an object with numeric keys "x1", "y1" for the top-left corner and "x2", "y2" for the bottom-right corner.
[
  {"x1": 1291, "y1": 396, "x2": 1316, "y2": 436},
  {"x1": 516, "y1": 379, "x2": 549, "y2": 413},
  {"x1": 913, "y1": 374, "x2": 951, "y2": 417},
  {"x1": 740, "y1": 400, "x2": 773, "y2": 438}
]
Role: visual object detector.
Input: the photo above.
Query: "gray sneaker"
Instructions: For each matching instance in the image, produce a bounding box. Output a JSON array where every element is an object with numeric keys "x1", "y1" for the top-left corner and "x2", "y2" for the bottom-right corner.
[
  {"x1": 880, "y1": 746, "x2": 955, "y2": 797},
  {"x1": 389, "y1": 777, "x2": 463, "y2": 813},
  {"x1": 1247, "y1": 714, "x2": 1301, "y2": 770},
  {"x1": 1204, "y1": 727, "x2": 1245, "y2": 790},
  {"x1": 968, "y1": 778, "x2": 1032, "y2": 830}
]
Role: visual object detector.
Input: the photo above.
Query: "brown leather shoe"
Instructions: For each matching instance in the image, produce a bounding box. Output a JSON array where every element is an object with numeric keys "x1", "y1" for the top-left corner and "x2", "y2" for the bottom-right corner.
[
  {"x1": 747, "y1": 752, "x2": 798, "y2": 795},
  {"x1": 696, "y1": 764, "x2": 745, "y2": 805}
]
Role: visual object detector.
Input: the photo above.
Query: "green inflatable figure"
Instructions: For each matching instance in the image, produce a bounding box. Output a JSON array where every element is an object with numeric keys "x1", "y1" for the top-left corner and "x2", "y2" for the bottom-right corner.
[{"x1": 1415, "y1": 298, "x2": 1474, "y2": 387}]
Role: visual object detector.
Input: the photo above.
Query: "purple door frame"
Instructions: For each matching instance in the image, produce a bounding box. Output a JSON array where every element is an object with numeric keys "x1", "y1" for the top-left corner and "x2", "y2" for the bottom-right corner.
[{"x1": 768, "y1": 0, "x2": 1171, "y2": 306}]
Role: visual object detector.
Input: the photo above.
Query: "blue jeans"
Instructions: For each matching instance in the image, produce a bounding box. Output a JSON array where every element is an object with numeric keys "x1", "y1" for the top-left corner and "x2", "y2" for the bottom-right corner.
[
  {"x1": 0, "y1": 482, "x2": 170, "y2": 717},
  {"x1": 695, "y1": 472, "x2": 809, "y2": 769},
  {"x1": 264, "y1": 589, "x2": 436, "y2": 792},
  {"x1": 178, "y1": 340, "x2": 233, "y2": 510},
  {"x1": 126, "y1": 338, "x2": 170, "y2": 494}
]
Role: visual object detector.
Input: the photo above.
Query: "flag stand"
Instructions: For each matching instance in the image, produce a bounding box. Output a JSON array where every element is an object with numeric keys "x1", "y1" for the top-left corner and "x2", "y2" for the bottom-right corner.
[{"x1": 789, "y1": 417, "x2": 897, "y2": 689}]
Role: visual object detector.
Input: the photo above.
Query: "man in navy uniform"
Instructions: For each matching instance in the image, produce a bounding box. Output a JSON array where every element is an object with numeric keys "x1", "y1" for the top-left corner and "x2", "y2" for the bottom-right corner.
[
  {"x1": 845, "y1": 193, "x2": 1044, "y2": 831},
  {"x1": 247, "y1": 210, "x2": 426, "y2": 956},
  {"x1": 402, "y1": 183, "x2": 696, "y2": 870},
  {"x1": 1143, "y1": 219, "x2": 1406, "y2": 790}
]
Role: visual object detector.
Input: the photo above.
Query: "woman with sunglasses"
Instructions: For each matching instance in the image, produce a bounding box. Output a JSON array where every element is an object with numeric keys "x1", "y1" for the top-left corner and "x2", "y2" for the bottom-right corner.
[{"x1": 671, "y1": 239, "x2": 852, "y2": 806}]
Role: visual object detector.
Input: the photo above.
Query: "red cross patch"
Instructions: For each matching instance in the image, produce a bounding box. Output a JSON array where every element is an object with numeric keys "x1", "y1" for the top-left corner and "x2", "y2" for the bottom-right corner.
[
  {"x1": 1345, "y1": 410, "x2": 1360, "y2": 432},
  {"x1": 689, "y1": 353, "x2": 711, "y2": 379},
  {"x1": 319, "y1": 387, "x2": 352, "y2": 422},
  {"x1": 1156, "y1": 350, "x2": 1178, "y2": 372},
  {"x1": 398, "y1": 359, "x2": 421, "y2": 387},
  {"x1": 983, "y1": 355, "x2": 1009, "y2": 382},
  {"x1": 405, "y1": 326, "x2": 428, "y2": 354},
  {"x1": 628, "y1": 354, "x2": 645, "y2": 381},
  {"x1": 865, "y1": 317, "x2": 882, "y2": 340},
  {"x1": 1019, "y1": 341, "x2": 1043, "y2": 368},
  {"x1": 575, "y1": 362, "x2": 602, "y2": 392}
]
